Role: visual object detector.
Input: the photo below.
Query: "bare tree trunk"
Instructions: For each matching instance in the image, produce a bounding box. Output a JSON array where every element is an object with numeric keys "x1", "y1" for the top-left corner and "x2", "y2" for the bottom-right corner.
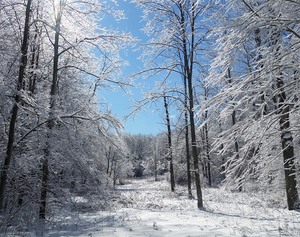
[
  {"x1": 203, "y1": 89, "x2": 211, "y2": 186},
  {"x1": 277, "y1": 77, "x2": 299, "y2": 210},
  {"x1": 204, "y1": 111, "x2": 211, "y2": 186},
  {"x1": 219, "y1": 122, "x2": 226, "y2": 174},
  {"x1": 39, "y1": 155, "x2": 48, "y2": 219},
  {"x1": 188, "y1": 82, "x2": 203, "y2": 208},
  {"x1": 164, "y1": 96, "x2": 175, "y2": 192},
  {"x1": 29, "y1": 23, "x2": 41, "y2": 94},
  {"x1": 0, "y1": 0, "x2": 32, "y2": 213},
  {"x1": 106, "y1": 146, "x2": 112, "y2": 175},
  {"x1": 113, "y1": 161, "x2": 117, "y2": 187},
  {"x1": 190, "y1": 1, "x2": 203, "y2": 208},
  {"x1": 179, "y1": 0, "x2": 203, "y2": 208},
  {"x1": 39, "y1": 4, "x2": 62, "y2": 219},
  {"x1": 184, "y1": 77, "x2": 192, "y2": 197},
  {"x1": 199, "y1": 130, "x2": 206, "y2": 178}
]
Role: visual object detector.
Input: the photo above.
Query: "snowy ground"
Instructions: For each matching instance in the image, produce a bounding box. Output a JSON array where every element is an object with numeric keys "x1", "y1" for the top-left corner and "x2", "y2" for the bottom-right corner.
[{"x1": 6, "y1": 177, "x2": 300, "y2": 237}]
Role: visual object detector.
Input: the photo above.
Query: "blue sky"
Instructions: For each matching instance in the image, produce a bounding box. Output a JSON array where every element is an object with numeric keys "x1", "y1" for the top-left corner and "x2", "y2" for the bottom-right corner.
[{"x1": 100, "y1": 0, "x2": 167, "y2": 135}]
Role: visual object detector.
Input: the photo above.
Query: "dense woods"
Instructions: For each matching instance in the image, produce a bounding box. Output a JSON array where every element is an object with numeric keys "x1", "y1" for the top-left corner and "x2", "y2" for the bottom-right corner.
[{"x1": 0, "y1": 0, "x2": 300, "y2": 233}]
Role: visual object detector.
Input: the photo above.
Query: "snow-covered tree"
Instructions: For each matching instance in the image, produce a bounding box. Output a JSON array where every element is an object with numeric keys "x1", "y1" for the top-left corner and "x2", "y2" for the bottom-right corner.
[
  {"x1": 0, "y1": 0, "x2": 133, "y2": 226},
  {"x1": 133, "y1": 0, "x2": 215, "y2": 209},
  {"x1": 200, "y1": 0, "x2": 300, "y2": 210}
]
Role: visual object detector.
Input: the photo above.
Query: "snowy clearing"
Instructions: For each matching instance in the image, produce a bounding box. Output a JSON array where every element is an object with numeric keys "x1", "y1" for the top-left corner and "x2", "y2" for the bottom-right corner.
[{"x1": 8, "y1": 178, "x2": 300, "y2": 237}]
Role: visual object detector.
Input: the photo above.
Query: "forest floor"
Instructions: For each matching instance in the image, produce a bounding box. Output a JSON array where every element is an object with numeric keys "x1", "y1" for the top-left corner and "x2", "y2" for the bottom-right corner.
[{"x1": 6, "y1": 177, "x2": 300, "y2": 236}]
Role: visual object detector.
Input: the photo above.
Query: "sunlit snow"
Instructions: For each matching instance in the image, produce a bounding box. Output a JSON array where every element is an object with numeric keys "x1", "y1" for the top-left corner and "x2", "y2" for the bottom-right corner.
[{"x1": 22, "y1": 178, "x2": 300, "y2": 237}]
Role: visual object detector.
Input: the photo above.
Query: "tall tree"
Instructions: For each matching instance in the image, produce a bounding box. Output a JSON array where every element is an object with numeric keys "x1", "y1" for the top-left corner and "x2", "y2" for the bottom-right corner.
[
  {"x1": 39, "y1": 0, "x2": 64, "y2": 220},
  {"x1": 180, "y1": 0, "x2": 203, "y2": 207},
  {"x1": 183, "y1": 75, "x2": 192, "y2": 197},
  {"x1": 35, "y1": 0, "x2": 133, "y2": 219},
  {"x1": 0, "y1": 0, "x2": 32, "y2": 213},
  {"x1": 201, "y1": 0, "x2": 300, "y2": 209},
  {"x1": 164, "y1": 96, "x2": 175, "y2": 191},
  {"x1": 133, "y1": 0, "x2": 212, "y2": 209},
  {"x1": 0, "y1": 0, "x2": 133, "y2": 224}
]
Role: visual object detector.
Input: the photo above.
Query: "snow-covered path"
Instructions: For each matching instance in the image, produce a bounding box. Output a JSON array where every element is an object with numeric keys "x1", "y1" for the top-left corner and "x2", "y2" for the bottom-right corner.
[{"x1": 32, "y1": 178, "x2": 300, "y2": 236}]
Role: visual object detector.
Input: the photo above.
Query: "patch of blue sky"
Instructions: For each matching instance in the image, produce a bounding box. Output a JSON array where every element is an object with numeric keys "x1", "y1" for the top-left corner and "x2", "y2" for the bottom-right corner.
[{"x1": 97, "y1": 0, "x2": 168, "y2": 135}]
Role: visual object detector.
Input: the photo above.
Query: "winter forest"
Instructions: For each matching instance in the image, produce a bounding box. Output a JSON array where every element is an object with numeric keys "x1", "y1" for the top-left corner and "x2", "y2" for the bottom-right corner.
[{"x1": 1, "y1": 0, "x2": 300, "y2": 236}]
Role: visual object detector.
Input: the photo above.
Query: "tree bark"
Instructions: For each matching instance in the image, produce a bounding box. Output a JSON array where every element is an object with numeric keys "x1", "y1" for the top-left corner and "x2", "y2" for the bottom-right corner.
[
  {"x1": 188, "y1": 75, "x2": 203, "y2": 208},
  {"x1": 179, "y1": 1, "x2": 203, "y2": 208},
  {"x1": 272, "y1": 25, "x2": 299, "y2": 210},
  {"x1": 164, "y1": 96, "x2": 175, "y2": 192},
  {"x1": 106, "y1": 146, "x2": 112, "y2": 175},
  {"x1": 0, "y1": 0, "x2": 32, "y2": 213},
  {"x1": 39, "y1": 3, "x2": 62, "y2": 219},
  {"x1": 190, "y1": 1, "x2": 203, "y2": 208},
  {"x1": 204, "y1": 110, "x2": 211, "y2": 186},
  {"x1": 184, "y1": 76, "x2": 192, "y2": 197},
  {"x1": 29, "y1": 23, "x2": 41, "y2": 94},
  {"x1": 277, "y1": 77, "x2": 299, "y2": 210}
]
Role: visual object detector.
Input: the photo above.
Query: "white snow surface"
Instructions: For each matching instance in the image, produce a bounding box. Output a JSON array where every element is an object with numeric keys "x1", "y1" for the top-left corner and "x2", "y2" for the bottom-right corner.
[{"x1": 9, "y1": 178, "x2": 300, "y2": 236}]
